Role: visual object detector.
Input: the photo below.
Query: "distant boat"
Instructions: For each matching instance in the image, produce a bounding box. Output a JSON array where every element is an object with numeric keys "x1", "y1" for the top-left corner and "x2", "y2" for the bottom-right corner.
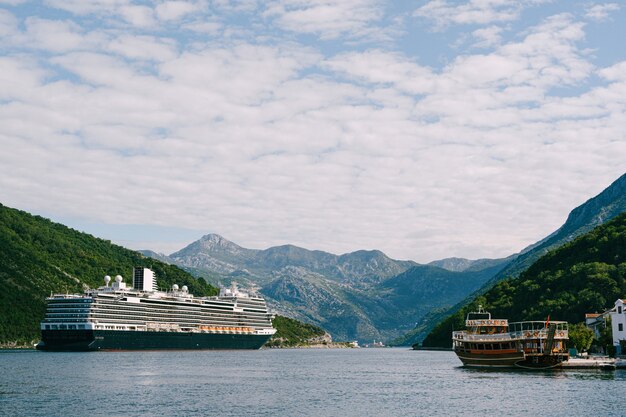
[
  {"x1": 36, "y1": 268, "x2": 276, "y2": 351},
  {"x1": 452, "y1": 306, "x2": 569, "y2": 369}
]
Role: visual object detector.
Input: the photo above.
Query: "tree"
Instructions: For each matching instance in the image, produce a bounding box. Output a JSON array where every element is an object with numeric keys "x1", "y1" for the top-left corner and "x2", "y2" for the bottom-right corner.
[
  {"x1": 568, "y1": 322, "x2": 594, "y2": 352},
  {"x1": 596, "y1": 316, "x2": 616, "y2": 357}
]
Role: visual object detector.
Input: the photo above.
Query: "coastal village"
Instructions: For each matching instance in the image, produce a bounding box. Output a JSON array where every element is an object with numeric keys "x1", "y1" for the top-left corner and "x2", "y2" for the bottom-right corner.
[
  {"x1": 553, "y1": 298, "x2": 626, "y2": 369},
  {"x1": 584, "y1": 299, "x2": 626, "y2": 356}
]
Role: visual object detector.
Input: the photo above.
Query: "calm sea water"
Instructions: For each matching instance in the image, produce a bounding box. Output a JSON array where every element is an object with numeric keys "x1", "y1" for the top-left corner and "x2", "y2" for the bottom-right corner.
[{"x1": 0, "y1": 348, "x2": 624, "y2": 417}]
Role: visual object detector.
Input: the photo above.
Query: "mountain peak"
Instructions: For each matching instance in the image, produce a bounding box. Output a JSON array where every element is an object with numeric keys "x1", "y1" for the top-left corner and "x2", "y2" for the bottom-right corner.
[
  {"x1": 199, "y1": 233, "x2": 233, "y2": 246},
  {"x1": 170, "y1": 233, "x2": 248, "y2": 259},
  {"x1": 428, "y1": 257, "x2": 474, "y2": 272}
]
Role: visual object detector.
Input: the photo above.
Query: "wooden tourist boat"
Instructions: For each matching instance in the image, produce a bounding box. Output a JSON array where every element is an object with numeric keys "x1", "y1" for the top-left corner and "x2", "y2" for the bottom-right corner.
[{"x1": 452, "y1": 307, "x2": 569, "y2": 369}]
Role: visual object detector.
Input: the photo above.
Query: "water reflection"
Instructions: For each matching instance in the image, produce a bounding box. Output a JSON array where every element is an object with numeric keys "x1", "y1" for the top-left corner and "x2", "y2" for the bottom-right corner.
[{"x1": 459, "y1": 365, "x2": 619, "y2": 381}]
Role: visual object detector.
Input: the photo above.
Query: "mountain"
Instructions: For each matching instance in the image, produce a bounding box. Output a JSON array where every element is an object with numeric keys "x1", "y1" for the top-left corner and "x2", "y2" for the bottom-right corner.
[
  {"x1": 0, "y1": 203, "x2": 218, "y2": 345},
  {"x1": 420, "y1": 173, "x2": 626, "y2": 347},
  {"x1": 428, "y1": 257, "x2": 511, "y2": 272},
  {"x1": 385, "y1": 261, "x2": 510, "y2": 346},
  {"x1": 261, "y1": 266, "x2": 383, "y2": 341},
  {"x1": 138, "y1": 250, "x2": 173, "y2": 264},
  {"x1": 149, "y1": 234, "x2": 509, "y2": 342},
  {"x1": 428, "y1": 257, "x2": 480, "y2": 272},
  {"x1": 169, "y1": 234, "x2": 257, "y2": 275},
  {"x1": 169, "y1": 234, "x2": 416, "y2": 286},
  {"x1": 423, "y1": 211, "x2": 626, "y2": 347},
  {"x1": 384, "y1": 263, "x2": 508, "y2": 318}
]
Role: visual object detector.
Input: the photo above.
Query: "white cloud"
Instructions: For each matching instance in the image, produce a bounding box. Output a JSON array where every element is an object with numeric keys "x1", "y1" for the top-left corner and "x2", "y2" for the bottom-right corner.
[
  {"x1": 211, "y1": 0, "x2": 259, "y2": 14},
  {"x1": 415, "y1": 0, "x2": 550, "y2": 29},
  {"x1": 183, "y1": 20, "x2": 222, "y2": 35},
  {"x1": 585, "y1": 3, "x2": 620, "y2": 21},
  {"x1": 155, "y1": 1, "x2": 202, "y2": 21},
  {"x1": 471, "y1": 25, "x2": 504, "y2": 48},
  {"x1": 107, "y1": 35, "x2": 178, "y2": 61},
  {"x1": 0, "y1": 57, "x2": 49, "y2": 100},
  {"x1": 598, "y1": 60, "x2": 626, "y2": 82},
  {"x1": 42, "y1": 0, "x2": 158, "y2": 28},
  {"x1": 0, "y1": 9, "x2": 18, "y2": 37},
  {"x1": 326, "y1": 14, "x2": 592, "y2": 118},
  {"x1": 22, "y1": 17, "x2": 90, "y2": 52},
  {"x1": 42, "y1": 0, "x2": 133, "y2": 16},
  {"x1": 118, "y1": 5, "x2": 157, "y2": 27},
  {"x1": 323, "y1": 50, "x2": 435, "y2": 95},
  {"x1": 263, "y1": 0, "x2": 384, "y2": 40}
]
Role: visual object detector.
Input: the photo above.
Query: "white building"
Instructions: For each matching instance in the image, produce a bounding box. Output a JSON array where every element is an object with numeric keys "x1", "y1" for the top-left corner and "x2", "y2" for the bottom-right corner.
[
  {"x1": 585, "y1": 312, "x2": 609, "y2": 338},
  {"x1": 609, "y1": 299, "x2": 626, "y2": 354}
]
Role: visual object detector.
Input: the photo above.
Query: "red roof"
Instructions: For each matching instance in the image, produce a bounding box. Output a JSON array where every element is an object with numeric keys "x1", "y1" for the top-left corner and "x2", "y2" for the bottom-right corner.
[{"x1": 585, "y1": 313, "x2": 601, "y2": 318}]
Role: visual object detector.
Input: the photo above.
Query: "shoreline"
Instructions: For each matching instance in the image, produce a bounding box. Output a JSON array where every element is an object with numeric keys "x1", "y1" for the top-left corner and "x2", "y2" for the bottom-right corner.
[
  {"x1": 266, "y1": 342, "x2": 355, "y2": 349},
  {"x1": 0, "y1": 343, "x2": 36, "y2": 350}
]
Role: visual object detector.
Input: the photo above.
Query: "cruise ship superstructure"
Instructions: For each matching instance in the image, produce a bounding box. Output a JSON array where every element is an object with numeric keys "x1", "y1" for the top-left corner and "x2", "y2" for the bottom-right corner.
[{"x1": 37, "y1": 268, "x2": 276, "y2": 351}]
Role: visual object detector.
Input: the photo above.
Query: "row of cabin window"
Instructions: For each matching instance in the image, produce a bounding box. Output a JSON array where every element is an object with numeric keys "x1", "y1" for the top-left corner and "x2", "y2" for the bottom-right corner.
[
  {"x1": 467, "y1": 342, "x2": 516, "y2": 350},
  {"x1": 45, "y1": 324, "x2": 86, "y2": 330}
]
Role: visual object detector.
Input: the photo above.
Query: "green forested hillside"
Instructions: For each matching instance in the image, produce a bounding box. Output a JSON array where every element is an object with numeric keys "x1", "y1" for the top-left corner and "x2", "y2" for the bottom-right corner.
[
  {"x1": 423, "y1": 211, "x2": 626, "y2": 347},
  {"x1": 0, "y1": 204, "x2": 218, "y2": 345},
  {"x1": 267, "y1": 315, "x2": 327, "y2": 347}
]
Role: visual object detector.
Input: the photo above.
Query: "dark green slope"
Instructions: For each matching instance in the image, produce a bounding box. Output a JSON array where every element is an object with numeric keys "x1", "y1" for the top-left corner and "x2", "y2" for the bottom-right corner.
[
  {"x1": 267, "y1": 315, "x2": 327, "y2": 347},
  {"x1": 0, "y1": 203, "x2": 218, "y2": 345},
  {"x1": 423, "y1": 211, "x2": 626, "y2": 347}
]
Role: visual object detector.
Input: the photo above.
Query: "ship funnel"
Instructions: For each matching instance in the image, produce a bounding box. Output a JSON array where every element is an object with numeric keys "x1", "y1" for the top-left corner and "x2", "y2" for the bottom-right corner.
[{"x1": 133, "y1": 268, "x2": 158, "y2": 292}]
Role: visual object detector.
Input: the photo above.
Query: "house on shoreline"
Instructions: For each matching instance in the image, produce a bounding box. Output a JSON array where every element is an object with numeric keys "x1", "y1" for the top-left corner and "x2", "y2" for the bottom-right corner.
[{"x1": 585, "y1": 299, "x2": 626, "y2": 355}]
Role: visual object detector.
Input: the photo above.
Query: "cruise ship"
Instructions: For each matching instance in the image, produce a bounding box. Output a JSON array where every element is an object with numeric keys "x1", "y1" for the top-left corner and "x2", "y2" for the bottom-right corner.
[
  {"x1": 452, "y1": 307, "x2": 569, "y2": 369},
  {"x1": 36, "y1": 268, "x2": 276, "y2": 351}
]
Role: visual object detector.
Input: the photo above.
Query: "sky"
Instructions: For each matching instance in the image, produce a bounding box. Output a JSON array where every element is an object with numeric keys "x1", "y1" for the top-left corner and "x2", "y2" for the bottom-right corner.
[{"x1": 0, "y1": 0, "x2": 625, "y2": 263}]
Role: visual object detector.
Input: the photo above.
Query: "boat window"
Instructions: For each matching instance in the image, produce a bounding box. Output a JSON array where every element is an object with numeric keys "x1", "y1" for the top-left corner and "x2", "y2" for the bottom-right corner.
[{"x1": 45, "y1": 325, "x2": 50, "y2": 330}]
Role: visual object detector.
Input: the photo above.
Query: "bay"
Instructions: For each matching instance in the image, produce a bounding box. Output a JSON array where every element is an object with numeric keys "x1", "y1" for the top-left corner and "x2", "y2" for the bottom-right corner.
[{"x1": 0, "y1": 348, "x2": 624, "y2": 417}]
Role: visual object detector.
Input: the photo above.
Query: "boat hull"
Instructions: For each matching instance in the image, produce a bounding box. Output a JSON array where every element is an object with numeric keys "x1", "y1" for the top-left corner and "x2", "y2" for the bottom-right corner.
[
  {"x1": 455, "y1": 350, "x2": 568, "y2": 369},
  {"x1": 37, "y1": 330, "x2": 272, "y2": 351},
  {"x1": 454, "y1": 350, "x2": 526, "y2": 367}
]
